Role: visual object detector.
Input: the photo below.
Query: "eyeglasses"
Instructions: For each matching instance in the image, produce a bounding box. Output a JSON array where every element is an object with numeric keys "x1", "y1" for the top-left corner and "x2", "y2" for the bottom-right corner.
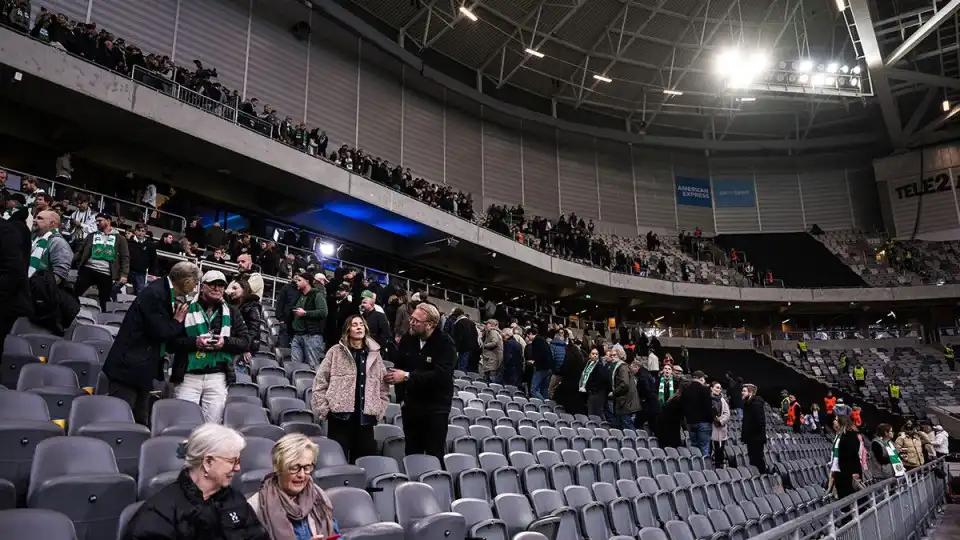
[
  {"x1": 287, "y1": 463, "x2": 316, "y2": 475},
  {"x1": 213, "y1": 455, "x2": 241, "y2": 467}
]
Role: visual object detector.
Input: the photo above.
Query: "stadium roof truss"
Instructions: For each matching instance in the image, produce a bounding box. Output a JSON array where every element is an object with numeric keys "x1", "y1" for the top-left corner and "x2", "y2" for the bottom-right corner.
[{"x1": 342, "y1": 0, "x2": 893, "y2": 149}]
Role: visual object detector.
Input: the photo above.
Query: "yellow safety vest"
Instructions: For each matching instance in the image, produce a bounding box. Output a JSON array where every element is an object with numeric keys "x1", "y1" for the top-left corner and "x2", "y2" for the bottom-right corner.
[
  {"x1": 889, "y1": 385, "x2": 900, "y2": 398},
  {"x1": 839, "y1": 355, "x2": 847, "y2": 369},
  {"x1": 798, "y1": 341, "x2": 807, "y2": 352},
  {"x1": 854, "y1": 367, "x2": 865, "y2": 381},
  {"x1": 946, "y1": 347, "x2": 955, "y2": 360}
]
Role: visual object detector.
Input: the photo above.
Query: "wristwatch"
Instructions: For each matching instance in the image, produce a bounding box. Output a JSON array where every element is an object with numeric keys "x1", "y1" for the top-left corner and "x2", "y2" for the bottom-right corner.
[{"x1": 403, "y1": 372, "x2": 410, "y2": 382}]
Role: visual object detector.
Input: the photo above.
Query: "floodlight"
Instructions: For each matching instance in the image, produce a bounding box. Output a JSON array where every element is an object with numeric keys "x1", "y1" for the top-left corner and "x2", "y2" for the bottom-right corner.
[
  {"x1": 798, "y1": 60, "x2": 813, "y2": 72},
  {"x1": 827, "y1": 62, "x2": 839, "y2": 73},
  {"x1": 825, "y1": 76, "x2": 836, "y2": 85},
  {"x1": 850, "y1": 76, "x2": 859, "y2": 86},
  {"x1": 944, "y1": 100, "x2": 952, "y2": 112},
  {"x1": 840, "y1": 65, "x2": 850, "y2": 73},
  {"x1": 459, "y1": 6, "x2": 477, "y2": 21},
  {"x1": 715, "y1": 48, "x2": 741, "y2": 76},
  {"x1": 811, "y1": 73, "x2": 825, "y2": 86},
  {"x1": 852, "y1": 65, "x2": 861, "y2": 74},
  {"x1": 798, "y1": 74, "x2": 809, "y2": 83},
  {"x1": 836, "y1": 0, "x2": 845, "y2": 10},
  {"x1": 738, "y1": 97, "x2": 756, "y2": 102},
  {"x1": 319, "y1": 242, "x2": 336, "y2": 257}
]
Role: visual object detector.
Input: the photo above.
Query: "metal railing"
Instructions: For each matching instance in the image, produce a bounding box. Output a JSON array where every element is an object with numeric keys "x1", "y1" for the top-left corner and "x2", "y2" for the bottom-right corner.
[
  {"x1": 0, "y1": 165, "x2": 187, "y2": 233},
  {"x1": 776, "y1": 324, "x2": 925, "y2": 341},
  {"x1": 750, "y1": 457, "x2": 947, "y2": 540}
]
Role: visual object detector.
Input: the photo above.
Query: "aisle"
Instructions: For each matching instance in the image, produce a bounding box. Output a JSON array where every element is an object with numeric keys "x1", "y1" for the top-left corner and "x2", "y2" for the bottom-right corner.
[{"x1": 928, "y1": 504, "x2": 960, "y2": 540}]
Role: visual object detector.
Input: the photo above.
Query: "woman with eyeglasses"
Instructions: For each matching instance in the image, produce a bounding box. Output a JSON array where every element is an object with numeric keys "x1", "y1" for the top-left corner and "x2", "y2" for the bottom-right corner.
[
  {"x1": 124, "y1": 423, "x2": 268, "y2": 539},
  {"x1": 249, "y1": 434, "x2": 339, "y2": 540}
]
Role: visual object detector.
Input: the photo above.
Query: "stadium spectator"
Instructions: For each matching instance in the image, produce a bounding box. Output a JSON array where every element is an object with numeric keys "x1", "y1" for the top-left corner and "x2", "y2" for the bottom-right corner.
[
  {"x1": 710, "y1": 380, "x2": 730, "y2": 469},
  {"x1": 61, "y1": 196, "x2": 96, "y2": 247},
  {"x1": 227, "y1": 279, "x2": 262, "y2": 376},
  {"x1": 805, "y1": 404, "x2": 821, "y2": 434},
  {"x1": 548, "y1": 329, "x2": 567, "y2": 398},
  {"x1": 248, "y1": 434, "x2": 339, "y2": 539},
  {"x1": 932, "y1": 425, "x2": 949, "y2": 458},
  {"x1": 656, "y1": 364, "x2": 676, "y2": 411},
  {"x1": 579, "y1": 347, "x2": 607, "y2": 417},
  {"x1": 312, "y1": 314, "x2": 389, "y2": 463},
  {"x1": 839, "y1": 351, "x2": 849, "y2": 373},
  {"x1": 851, "y1": 404, "x2": 862, "y2": 427},
  {"x1": 830, "y1": 415, "x2": 864, "y2": 499},
  {"x1": 55, "y1": 151, "x2": 73, "y2": 182},
  {"x1": 73, "y1": 212, "x2": 130, "y2": 312},
  {"x1": 683, "y1": 371, "x2": 714, "y2": 457},
  {"x1": 169, "y1": 270, "x2": 249, "y2": 424},
  {"x1": 796, "y1": 337, "x2": 808, "y2": 361},
  {"x1": 647, "y1": 347, "x2": 660, "y2": 380},
  {"x1": 945, "y1": 344, "x2": 955, "y2": 371},
  {"x1": 554, "y1": 338, "x2": 585, "y2": 415},
  {"x1": 452, "y1": 310, "x2": 480, "y2": 372},
  {"x1": 525, "y1": 326, "x2": 554, "y2": 400},
  {"x1": 824, "y1": 390, "x2": 836, "y2": 422},
  {"x1": 393, "y1": 290, "x2": 413, "y2": 337},
  {"x1": 869, "y1": 423, "x2": 906, "y2": 479},
  {"x1": 895, "y1": 421, "x2": 925, "y2": 470},
  {"x1": 360, "y1": 294, "x2": 391, "y2": 353},
  {"x1": 501, "y1": 327, "x2": 524, "y2": 389},
  {"x1": 607, "y1": 344, "x2": 639, "y2": 430},
  {"x1": 480, "y1": 319, "x2": 503, "y2": 383},
  {"x1": 3, "y1": 0, "x2": 30, "y2": 33},
  {"x1": 0, "y1": 216, "x2": 30, "y2": 358},
  {"x1": 29, "y1": 209, "x2": 73, "y2": 282},
  {"x1": 290, "y1": 272, "x2": 328, "y2": 367},
  {"x1": 274, "y1": 277, "x2": 299, "y2": 348},
  {"x1": 126, "y1": 223, "x2": 157, "y2": 294},
  {"x1": 833, "y1": 398, "x2": 851, "y2": 419},
  {"x1": 125, "y1": 424, "x2": 268, "y2": 539},
  {"x1": 2, "y1": 192, "x2": 28, "y2": 224},
  {"x1": 632, "y1": 363, "x2": 657, "y2": 431},
  {"x1": 786, "y1": 395, "x2": 802, "y2": 433},
  {"x1": 854, "y1": 362, "x2": 866, "y2": 388},
  {"x1": 726, "y1": 373, "x2": 743, "y2": 419},
  {"x1": 231, "y1": 252, "x2": 264, "y2": 300},
  {"x1": 325, "y1": 280, "x2": 353, "y2": 350},
  {"x1": 741, "y1": 383, "x2": 768, "y2": 474},
  {"x1": 656, "y1": 379, "x2": 686, "y2": 448},
  {"x1": 278, "y1": 251, "x2": 296, "y2": 279},
  {"x1": 388, "y1": 302, "x2": 454, "y2": 460}
]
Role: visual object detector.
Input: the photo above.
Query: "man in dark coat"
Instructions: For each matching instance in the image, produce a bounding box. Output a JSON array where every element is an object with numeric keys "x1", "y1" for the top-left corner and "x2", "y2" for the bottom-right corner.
[
  {"x1": 387, "y1": 302, "x2": 455, "y2": 460},
  {"x1": 452, "y1": 311, "x2": 480, "y2": 372},
  {"x1": 361, "y1": 294, "x2": 391, "y2": 353},
  {"x1": 101, "y1": 261, "x2": 199, "y2": 425},
  {"x1": 0, "y1": 218, "x2": 31, "y2": 364},
  {"x1": 741, "y1": 383, "x2": 768, "y2": 474}
]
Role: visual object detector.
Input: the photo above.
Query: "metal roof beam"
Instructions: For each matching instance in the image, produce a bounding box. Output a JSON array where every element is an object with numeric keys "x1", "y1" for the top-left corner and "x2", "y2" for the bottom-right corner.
[
  {"x1": 496, "y1": 0, "x2": 587, "y2": 88},
  {"x1": 618, "y1": 1, "x2": 777, "y2": 26},
  {"x1": 422, "y1": 0, "x2": 482, "y2": 49},
  {"x1": 478, "y1": 0, "x2": 550, "y2": 71},
  {"x1": 885, "y1": 67, "x2": 960, "y2": 91},
  {"x1": 885, "y1": 0, "x2": 960, "y2": 67},
  {"x1": 903, "y1": 87, "x2": 939, "y2": 139},
  {"x1": 847, "y1": 0, "x2": 904, "y2": 148}
]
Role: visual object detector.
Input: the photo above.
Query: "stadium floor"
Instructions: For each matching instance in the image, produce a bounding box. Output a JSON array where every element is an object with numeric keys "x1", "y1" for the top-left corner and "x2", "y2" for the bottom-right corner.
[{"x1": 928, "y1": 504, "x2": 960, "y2": 539}]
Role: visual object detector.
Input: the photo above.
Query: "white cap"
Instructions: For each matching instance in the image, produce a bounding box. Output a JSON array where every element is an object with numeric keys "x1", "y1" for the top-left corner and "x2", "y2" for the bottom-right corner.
[
  {"x1": 201, "y1": 270, "x2": 228, "y2": 284},
  {"x1": 411, "y1": 292, "x2": 421, "y2": 302},
  {"x1": 314, "y1": 273, "x2": 328, "y2": 284}
]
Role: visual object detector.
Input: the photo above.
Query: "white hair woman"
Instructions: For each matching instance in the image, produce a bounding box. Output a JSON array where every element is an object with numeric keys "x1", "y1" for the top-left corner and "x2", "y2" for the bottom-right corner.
[
  {"x1": 311, "y1": 314, "x2": 389, "y2": 463},
  {"x1": 249, "y1": 434, "x2": 338, "y2": 539},
  {"x1": 124, "y1": 424, "x2": 268, "y2": 539}
]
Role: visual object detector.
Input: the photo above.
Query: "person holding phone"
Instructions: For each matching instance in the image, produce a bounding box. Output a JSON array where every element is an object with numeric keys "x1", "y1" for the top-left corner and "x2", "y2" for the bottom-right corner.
[
  {"x1": 168, "y1": 270, "x2": 249, "y2": 424},
  {"x1": 103, "y1": 261, "x2": 200, "y2": 425}
]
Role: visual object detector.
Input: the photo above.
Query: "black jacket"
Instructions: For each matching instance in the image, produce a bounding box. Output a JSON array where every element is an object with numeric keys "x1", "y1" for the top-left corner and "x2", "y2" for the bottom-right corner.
[
  {"x1": 127, "y1": 237, "x2": 158, "y2": 275},
  {"x1": 0, "y1": 219, "x2": 31, "y2": 320},
  {"x1": 237, "y1": 298, "x2": 263, "y2": 354},
  {"x1": 168, "y1": 300, "x2": 248, "y2": 384},
  {"x1": 274, "y1": 281, "x2": 299, "y2": 326},
  {"x1": 124, "y1": 469, "x2": 268, "y2": 540},
  {"x1": 103, "y1": 278, "x2": 185, "y2": 389},
  {"x1": 363, "y1": 308, "x2": 392, "y2": 350},
  {"x1": 525, "y1": 335, "x2": 554, "y2": 371},
  {"x1": 741, "y1": 395, "x2": 768, "y2": 444},
  {"x1": 395, "y1": 328, "x2": 456, "y2": 415},
  {"x1": 681, "y1": 381, "x2": 715, "y2": 425},
  {"x1": 452, "y1": 317, "x2": 480, "y2": 353}
]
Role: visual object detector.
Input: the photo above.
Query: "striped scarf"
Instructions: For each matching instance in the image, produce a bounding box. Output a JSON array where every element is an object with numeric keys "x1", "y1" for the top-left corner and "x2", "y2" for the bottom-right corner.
[
  {"x1": 831, "y1": 432, "x2": 866, "y2": 473},
  {"x1": 882, "y1": 440, "x2": 906, "y2": 477},
  {"x1": 183, "y1": 299, "x2": 232, "y2": 371},
  {"x1": 579, "y1": 360, "x2": 598, "y2": 393},
  {"x1": 29, "y1": 229, "x2": 57, "y2": 278},
  {"x1": 2, "y1": 204, "x2": 23, "y2": 220},
  {"x1": 658, "y1": 376, "x2": 674, "y2": 405}
]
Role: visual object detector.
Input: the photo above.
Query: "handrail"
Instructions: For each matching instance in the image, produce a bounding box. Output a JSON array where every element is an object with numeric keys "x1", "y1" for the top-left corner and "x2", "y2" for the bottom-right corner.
[
  {"x1": 749, "y1": 457, "x2": 946, "y2": 540},
  {"x1": 777, "y1": 325, "x2": 925, "y2": 340},
  {"x1": 0, "y1": 165, "x2": 187, "y2": 233}
]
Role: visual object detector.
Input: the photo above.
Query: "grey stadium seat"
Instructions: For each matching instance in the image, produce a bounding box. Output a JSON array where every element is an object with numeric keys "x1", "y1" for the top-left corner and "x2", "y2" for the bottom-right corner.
[
  {"x1": 640, "y1": 527, "x2": 670, "y2": 540},
  {"x1": 1, "y1": 335, "x2": 42, "y2": 388},
  {"x1": 0, "y1": 390, "x2": 64, "y2": 505},
  {"x1": 116, "y1": 501, "x2": 143, "y2": 540},
  {"x1": 12, "y1": 318, "x2": 53, "y2": 336},
  {"x1": 137, "y1": 436, "x2": 185, "y2": 500},
  {"x1": 452, "y1": 498, "x2": 509, "y2": 540},
  {"x1": 49, "y1": 341, "x2": 101, "y2": 389},
  {"x1": 235, "y1": 436, "x2": 275, "y2": 495},
  {"x1": 395, "y1": 482, "x2": 466, "y2": 540},
  {"x1": 67, "y1": 395, "x2": 150, "y2": 479},
  {"x1": 310, "y1": 437, "x2": 367, "y2": 490},
  {"x1": 68, "y1": 324, "x2": 115, "y2": 344},
  {"x1": 28, "y1": 436, "x2": 136, "y2": 540},
  {"x1": 0, "y1": 508, "x2": 78, "y2": 540},
  {"x1": 402, "y1": 454, "x2": 455, "y2": 511},
  {"x1": 355, "y1": 456, "x2": 408, "y2": 522},
  {"x1": 16, "y1": 363, "x2": 86, "y2": 421},
  {"x1": 494, "y1": 492, "x2": 562, "y2": 540},
  {"x1": 326, "y1": 487, "x2": 404, "y2": 540},
  {"x1": 150, "y1": 399, "x2": 203, "y2": 437}
]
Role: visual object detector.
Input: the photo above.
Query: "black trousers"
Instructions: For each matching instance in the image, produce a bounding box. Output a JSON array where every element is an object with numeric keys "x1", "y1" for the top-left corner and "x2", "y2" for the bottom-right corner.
[
  {"x1": 107, "y1": 377, "x2": 151, "y2": 426},
  {"x1": 711, "y1": 440, "x2": 726, "y2": 469},
  {"x1": 402, "y1": 410, "x2": 448, "y2": 461},
  {"x1": 74, "y1": 266, "x2": 115, "y2": 312},
  {"x1": 746, "y1": 441, "x2": 767, "y2": 475},
  {"x1": 326, "y1": 416, "x2": 376, "y2": 464}
]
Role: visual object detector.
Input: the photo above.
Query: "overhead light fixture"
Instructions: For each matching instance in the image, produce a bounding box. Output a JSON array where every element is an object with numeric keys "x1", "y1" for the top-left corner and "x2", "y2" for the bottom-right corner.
[
  {"x1": 944, "y1": 100, "x2": 952, "y2": 112},
  {"x1": 318, "y1": 242, "x2": 336, "y2": 257},
  {"x1": 553, "y1": 300, "x2": 560, "y2": 304},
  {"x1": 827, "y1": 62, "x2": 839, "y2": 73},
  {"x1": 734, "y1": 305, "x2": 740, "y2": 309},
  {"x1": 654, "y1": 316, "x2": 664, "y2": 322},
  {"x1": 662, "y1": 89, "x2": 683, "y2": 96},
  {"x1": 875, "y1": 319, "x2": 883, "y2": 324},
  {"x1": 781, "y1": 318, "x2": 791, "y2": 324},
  {"x1": 525, "y1": 48, "x2": 544, "y2": 58},
  {"x1": 592, "y1": 74, "x2": 612, "y2": 83},
  {"x1": 840, "y1": 65, "x2": 850, "y2": 73},
  {"x1": 836, "y1": 0, "x2": 845, "y2": 11},
  {"x1": 458, "y1": 6, "x2": 477, "y2": 21},
  {"x1": 798, "y1": 60, "x2": 813, "y2": 72},
  {"x1": 811, "y1": 73, "x2": 826, "y2": 86},
  {"x1": 852, "y1": 65, "x2": 861, "y2": 74},
  {"x1": 887, "y1": 310, "x2": 896, "y2": 318},
  {"x1": 738, "y1": 97, "x2": 756, "y2": 102}
]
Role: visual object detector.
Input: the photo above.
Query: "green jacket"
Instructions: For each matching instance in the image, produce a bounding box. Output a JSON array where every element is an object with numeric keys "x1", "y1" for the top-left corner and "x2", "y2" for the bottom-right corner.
[{"x1": 291, "y1": 287, "x2": 328, "y2": 335}]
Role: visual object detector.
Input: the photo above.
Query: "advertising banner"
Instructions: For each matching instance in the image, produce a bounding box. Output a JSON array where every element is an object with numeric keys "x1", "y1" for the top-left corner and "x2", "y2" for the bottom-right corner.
[
  {"x1": 675, "y1": 176, "x2": 712, "y2": 207},
  {"x1": 713, "y1": 178, "x2": 756, "y2": 208}
]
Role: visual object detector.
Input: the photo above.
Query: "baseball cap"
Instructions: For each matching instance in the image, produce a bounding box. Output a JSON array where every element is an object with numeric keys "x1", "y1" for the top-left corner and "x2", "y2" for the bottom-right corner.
[{"x1": 201, "y1": 270, "x2": 227, "y2": 285}]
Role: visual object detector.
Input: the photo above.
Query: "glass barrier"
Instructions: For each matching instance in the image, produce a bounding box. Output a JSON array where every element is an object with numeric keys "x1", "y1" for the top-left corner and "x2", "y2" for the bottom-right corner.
[{"x1": 776, "y1": 325, "x2": 924, "y2": 340}]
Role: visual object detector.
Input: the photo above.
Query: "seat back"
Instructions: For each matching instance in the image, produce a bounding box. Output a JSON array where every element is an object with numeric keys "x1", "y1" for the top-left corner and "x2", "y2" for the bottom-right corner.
[
  {"x1": 116, "y1": 501, "x2": 143, "y2": 540},
  {"x1": 0, "y1": 508, "x2": 78, "y2": 540},
  {"x1": 67, "y1": 395, "x2": 135, "y2": 435},
  {"x1": 395, "y1": 482, "x2": 442, "y2": 526},
  {"x1": 16, "y1": 363, "x2": 79, "y2": 390},
  {"x1": 327, "y1": 486, "x2": 382, "y2": 528},
  {"x1": 137, "y1": 437, "x2": 185, "y2": 500},
  {"x1": 150, "y1": 399, "x2": 203, "y2": 437}
]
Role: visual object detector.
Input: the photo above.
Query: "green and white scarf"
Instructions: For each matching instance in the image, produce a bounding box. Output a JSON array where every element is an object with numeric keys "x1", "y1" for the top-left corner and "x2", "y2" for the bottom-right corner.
[
  {"x1": 29, "y1": 229, "x2": 57, "y2": 278},
  {"x1": 658, "y1": 376, "x2": 674, "y2": 405},
  {"x1": 91, "y1": 232, "x2": 118, "y2": 262},
  {"x1": 183, "y1": 299, "x2": 232, "y2": 371},
  {"x1": 579, "y1": 360, "x2": 598, "y2": 393},
  {"x1": 609, "y1": 360, "x2": 624, "y2": 388},
  {"x1": 2, "y1": 204, "x2": 23, "y2": 220},
  {"x1": 882, "y1": 440, "x2": 906, "y2": 477},
  {"x1": 831, "y1": 433, "x2": 867, "y2": 473}
]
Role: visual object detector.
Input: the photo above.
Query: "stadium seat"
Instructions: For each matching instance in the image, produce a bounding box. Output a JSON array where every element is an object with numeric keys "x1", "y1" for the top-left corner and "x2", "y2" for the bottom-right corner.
[
  {"x1": 402, "y1": 454, "x2": 455, "y2": 511},
  {"x1": 235, "y1": 436, "x2": 274, "y2": 495},
  {"x1": 48, "y1": 341, "x2": 101, "y2": 389},
  {"x1": 495, "y1": 492, "x2": 562, "y2": 540},
  {"x1": 452, "y1": 497, "x2": 509, "y2": 540},
  {"x1": 1, "y1": 335, "x2": 42, "y2": 388},
  {"x1": 310, "y1": 437, "x2": 367, "y2": 490},
  {"x1": 326, "y1": 487, "x2": 404, "y2": 540},
  {"x1": 16, "y1": 363, "x2": 87, "y2": 422},
  {"x1": 67, "y1": 324, "x2": 115, "y2": 344},
  {"x1": 12, "y1": 318, "x2": 53, "y2": 336},
  {"x1": 28, "y1": 436, "x2": 136, "y2": 540},
  {"x1": 67, "y1": 395, "x2": 150, "y2": 479},
  {"x1": 395, "y1": 482, "x2": 466, "y2": 540},
  {"x1": 0, "y1": 508, "x2": 78, "y2": 540},
  {"x1": 355, "y1": 456, "x2": 408, "y2": 522},
  {"x1": 136, "y1": 436, "x2": 185, "y2": 500},
  {"x1": 0, "y1": 389, "x2": 64, "y2": 504},
  {"x1": 150, "y1": 399, "x2": 203, "y2": 437},
  {"x1": 116, "y1": 501, "x2": 143, "y2": 540}
]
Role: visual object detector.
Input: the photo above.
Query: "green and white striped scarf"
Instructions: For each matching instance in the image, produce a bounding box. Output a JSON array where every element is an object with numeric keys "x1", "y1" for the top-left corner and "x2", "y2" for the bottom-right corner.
[
  {"x1": 183, "y1": 300, "x2": 232, "y2": 371},
  {"x1": 658, "y1": 376, "x2": 674, "y2": 405},
  {"x1": 882, "y1": 440, "x2": 906, "y2": 477},
  {"x1": 831, "y1": 433, "x2": 867, "y2": 473},
  {"x1": 29, "y1": 229, "x2": 57, "y2": 278},
  {"x1": 579, "y1": 360, "x2": 598, "y2": 393},
  {"x1": 2, "y1": 203, "x2": 23, "y2": 220}
]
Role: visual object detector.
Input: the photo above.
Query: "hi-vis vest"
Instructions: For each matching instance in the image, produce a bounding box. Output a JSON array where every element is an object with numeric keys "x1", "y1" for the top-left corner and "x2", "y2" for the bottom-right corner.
[
  {"x1": 854, "y1": 367, "x2": 865, "y2": 381},
  {"x1": 839, "y1": 354, "x2": 847, "y2": 369},
  {"x1": 851, "y1": 409, "x2": 862, "y2": 426},
  {"x1": 946, "y1": 347, "x2": 955, "y2": 360},
  {"x1": 889, "y1": 384, "x2": 900, "y2": 398},
  {"x1": 798, "y1": 340, "x2": 808, "y2": 352},
  {"x1": 786, "y1": 403, "x2": 798, "y2": 425},
  {"x1": 824, "y1": 396, "x2": 836, "y2": 413}
]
